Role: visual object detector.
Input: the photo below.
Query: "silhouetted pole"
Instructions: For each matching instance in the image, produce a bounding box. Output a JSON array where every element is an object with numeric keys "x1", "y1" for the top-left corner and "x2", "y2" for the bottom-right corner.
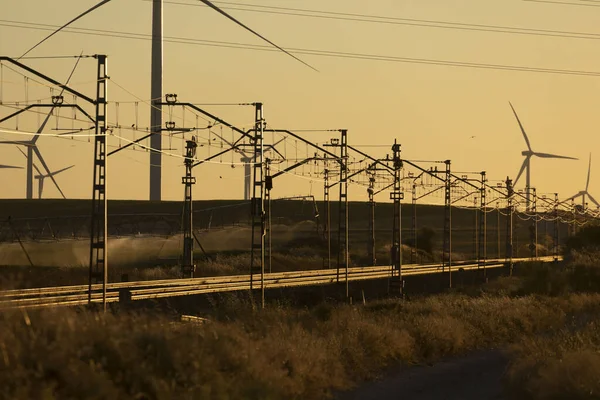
[
  {"x1": 181, "y1": 137, "x2": 197, "y2": 278},
  {"x1": 506, "y1": 177, "x2": 514, "y2": 275},
  {"x1": 389, "y1": 140, "x2": 404, "y2": 296}
]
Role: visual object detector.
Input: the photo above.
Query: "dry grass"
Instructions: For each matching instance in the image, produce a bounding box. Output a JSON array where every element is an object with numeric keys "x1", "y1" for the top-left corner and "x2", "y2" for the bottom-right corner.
[
  {"x1": 502, "y1": 253, "x2": 600, "y2": 399},
  {"x1": 1, "y1": 289, "x2": 598, "y2": 400},
  {"x1": 506, "y1": 320, "x2": 600, "y2": 400}
]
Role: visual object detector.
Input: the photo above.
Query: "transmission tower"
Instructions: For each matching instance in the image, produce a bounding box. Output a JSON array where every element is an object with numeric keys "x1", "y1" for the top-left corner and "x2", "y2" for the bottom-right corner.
[
  {"x1": 249, "y1": 103, "x2": 266, "y2": 308},
  {"x1": 323, "y1": 163, "x2": 331, "y2": 269},
  {"x1": 553, "y1": 193, "x2": 559, "y2": 262},
  {"x1": 505, "y1": 177, "x2": 514, "y2": 275},
  {"x1": 265, "y1": 160, "x2": 272, "y2": 274},
  {"x1": 529, "y1": 188, "x2": 538, "y2": 259},
  {"x1": 336, "y1": 130, "x2": 349, "y2": 297},
  {"x1": 442, "y1": 160, "x2": 452, "y2": 286},
  {"x1": 411, "y1": 183, "x2": 417, "y2": 264},
  {"x1": 478, "y1": 171, "x2": 487, "y2": 278},
  {"x1": 89, "y1": 55, "x2": 108, "y2": 311},
  {"x1": 181, "y1": 137, "x2": 197, "y2": 278},
  {"x1": 367, "y1": 169, "x2": 376, "y2": 266},
  {"x1": 389, "y1": 141, "x2": 404, "y2": 295}
]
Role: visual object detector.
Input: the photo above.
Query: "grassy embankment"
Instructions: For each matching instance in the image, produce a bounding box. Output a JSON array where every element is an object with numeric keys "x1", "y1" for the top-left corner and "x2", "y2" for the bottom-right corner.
[
  {"x1": 1, "y1": 259, "x2": 600, "y2": 399},
  {"x1": 503, "y1": 244, "x2": 600, "y2": 400}
]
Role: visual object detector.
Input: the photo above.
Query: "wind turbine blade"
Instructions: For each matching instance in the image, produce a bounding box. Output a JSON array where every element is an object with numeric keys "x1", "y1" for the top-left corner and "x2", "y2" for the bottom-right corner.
[
  {"x1": 587, "y1": 153, "x2": 592, "y2": 191},
  {"x1": 564, "y1": 193, "x2": 582, "y2": 202},
  {"x1": 587, "y1": 193, "x2": 600, "y2": 208},
  {"x1": 32, "y1": 55, "x2": 82, "y2": 144},
  {"x1": 514, "y1": 158, "x2": 528, "y2": 186},
  {"x1": 16, "y1": 146, "x2": 27, "y2": 159},
  {"x1": 0, "y1": 164, "x2": 23, "y2": 169},
  {"x1": 18, "y1": 145, "x2": 43, "y2": 175},
  {"x1": 49, "y1": 165, "x2": 75, "y2": 176},
  {"x1": 532, "y1": 152, "x2": 578, "y2": 160},
  {"x1": 19, "y1": 0, "x2": 112, "y2": 59},
  {"x1": 197, "y1": 0, "x2": 318, "y2": 72},
  {"x1": 212, "y1": 130, "x2": 246, "y2": 156},
  {"x1": 31, "y1": 109, "x2": 54, "y2": 145},
  {"x1": 0, "y1": 140, "x2": 28, "y2": 145},
  {"x1": 509, "y1": 102, "x2": 532, "y2": 151},
  {"x1": 32, "y1": 147, "x2": 66, "y2": 199}
]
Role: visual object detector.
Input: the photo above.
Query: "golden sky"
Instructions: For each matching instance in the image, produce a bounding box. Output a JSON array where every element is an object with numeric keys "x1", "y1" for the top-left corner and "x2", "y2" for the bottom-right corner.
[{"x1": 0, "y1": 0, "x2": 599, "y2": 203}]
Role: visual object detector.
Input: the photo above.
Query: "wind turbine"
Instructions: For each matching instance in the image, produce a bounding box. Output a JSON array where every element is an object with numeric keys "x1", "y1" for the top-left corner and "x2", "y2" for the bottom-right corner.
[
  {"x1": 16, "y1": 148, "x2": 73, "y2": 199},
  {"x1": 20, "y1": 0, "x2": 316, "y2": 202},
  {"x1": 213, "y1": 131, "x2": 284, "y2": 200},
  {"x1": 509, "y1": 102, "x2": 578, "y2": 209},
  {"x1": 565, "y1": 153, "x2": 599, "y2": 210},
  {"x1": 0, "y1": 113, "x2": 66, "y2": 199}
]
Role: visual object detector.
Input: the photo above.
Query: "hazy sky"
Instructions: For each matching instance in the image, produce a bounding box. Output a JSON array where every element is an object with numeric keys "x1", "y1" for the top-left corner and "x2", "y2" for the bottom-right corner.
[{"x1": 0, "y1": 0, "x2": 599, "y2": 203}]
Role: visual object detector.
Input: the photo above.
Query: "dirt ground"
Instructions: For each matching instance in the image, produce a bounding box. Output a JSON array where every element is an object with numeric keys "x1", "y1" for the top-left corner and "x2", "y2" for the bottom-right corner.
[{"x1": 338, "y1": 349, "x2": 509, "y2": 400}]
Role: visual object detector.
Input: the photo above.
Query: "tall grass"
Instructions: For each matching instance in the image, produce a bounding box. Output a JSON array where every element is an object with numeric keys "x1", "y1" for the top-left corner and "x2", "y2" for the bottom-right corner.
[
  {"x1": 1, "y1": 289, "x2": 599, "y2": 400},
  {"x1": 502, "y1": 247, "x2": 600, "y2": 399},
  {"x1": 506, "y1": 321, "x2": 600, "y2": 400}
]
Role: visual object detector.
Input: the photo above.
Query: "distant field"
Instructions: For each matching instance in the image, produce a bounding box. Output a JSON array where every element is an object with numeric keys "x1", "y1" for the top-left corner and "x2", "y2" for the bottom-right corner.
[{"x1": 0, "y1": 199, "x2": 570, "y2": 274}]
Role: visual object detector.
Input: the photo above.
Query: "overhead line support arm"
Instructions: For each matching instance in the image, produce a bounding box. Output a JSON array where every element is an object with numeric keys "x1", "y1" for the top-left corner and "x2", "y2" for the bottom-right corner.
[
  {"x1": 156, "y1": 101, "x2": 254, "y2": 141},
  {"x1": 0, "y1": 103, "x2": 95, "y2": 124},
  {"x1": 265, "y1": 129, "x2": 340, "y2": 161},
  {"x1": 0, "y1": 56, "x2": 96, "y2": 104},
  {"x1": 271, "y1": 157, "x2": 321, "y2": 179},
  {"x1": 401, "y1": 158, "x2": 446, "y2": 184}
]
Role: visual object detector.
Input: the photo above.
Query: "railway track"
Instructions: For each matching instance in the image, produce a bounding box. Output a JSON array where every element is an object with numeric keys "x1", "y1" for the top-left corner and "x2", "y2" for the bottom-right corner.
[{"x1": 0, "y1": 256, "x2": 559, "y2": 310}]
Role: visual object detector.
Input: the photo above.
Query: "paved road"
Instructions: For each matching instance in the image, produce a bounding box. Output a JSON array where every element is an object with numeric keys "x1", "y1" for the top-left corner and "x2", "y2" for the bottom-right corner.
[{"x1": 338, "y1": 350, "x2": 509, "y2": 400}]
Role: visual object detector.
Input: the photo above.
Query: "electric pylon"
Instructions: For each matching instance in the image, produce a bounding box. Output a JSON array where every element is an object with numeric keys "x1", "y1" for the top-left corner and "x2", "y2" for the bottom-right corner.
[
  {"x1": 249, "y1": 103, "x2": 266, "y2": 308},
  {"x1": 89, "y1": 55, "x2": 108, "y2": 311},
  {"x1": 367, "y1": 169, "x2": 376, "y2": 266},
  {"x1": 336, "y1": 130, "x2": 349, "y2": 298},
  {"x1": 478, "y1": 171, "x2": 487, "y2": 278},
  {"x1": 411, "y1": 183, "x2": 417, "y2": 264},
  {"x1": 506, "y1": 177, "x2": 514, "y2": 275},
  {"x1": 181, "y1": 137, "x2": 197, "y2": 278},
  {"x1": 389, "y1": 141, "x2": 404, "y2": 295},
  {"x1": 553, "y1": 193, "x2": 559, "y2": 262},
  {"x1": 529, "y1": 188, "x2": 538, "y2": 259},
  {"x1": 442, "y1": 160, "x2": 452, "y2": 287}
]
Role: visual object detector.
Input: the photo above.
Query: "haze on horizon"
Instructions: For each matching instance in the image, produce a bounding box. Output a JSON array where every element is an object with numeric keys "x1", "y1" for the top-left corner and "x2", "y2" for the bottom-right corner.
[{"x1": 0, "y1": 0, "x2": 598, "y2": 203}]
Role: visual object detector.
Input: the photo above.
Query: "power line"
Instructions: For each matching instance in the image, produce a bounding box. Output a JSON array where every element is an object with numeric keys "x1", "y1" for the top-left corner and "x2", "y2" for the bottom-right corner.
[
  {"x1": 160, "y1": 0, "x2": 600, "y2": 40},
  {"x1": 523, "y1": 0, "x2": 600, "y2": 6},
  {"x1": 19, "y1": 0, "x2": 112, "y2": 59},
  {"x1": 3, "y1": 20, "x2": 600, "y2": 78}
]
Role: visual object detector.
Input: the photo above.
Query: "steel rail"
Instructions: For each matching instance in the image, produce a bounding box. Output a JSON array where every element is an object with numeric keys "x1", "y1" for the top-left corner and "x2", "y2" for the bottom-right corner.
[
  {"x1": 0, "y1": 259, "x2": 506, "y2": 299},
  {"x1": 0, "y1": 256, "x2": 560, "y2": 309}
]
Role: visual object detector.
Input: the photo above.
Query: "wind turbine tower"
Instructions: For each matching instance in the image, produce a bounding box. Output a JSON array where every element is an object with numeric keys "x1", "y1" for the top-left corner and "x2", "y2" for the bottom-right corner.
[
  {"x1": 150, "y1": 0, "x2": 163, "y2": 201},
  {"x1": 566, "y1": 153, "x2": 599, "y2": 210},
  {"x1": 509, "y1": 102, "x2": 578, "y2": 210}
]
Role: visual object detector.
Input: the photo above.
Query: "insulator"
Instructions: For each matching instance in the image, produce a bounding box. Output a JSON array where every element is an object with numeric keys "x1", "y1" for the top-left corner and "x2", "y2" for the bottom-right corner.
[{"x1": 116, "y1": 102, "x2": 121, "y2": 147}]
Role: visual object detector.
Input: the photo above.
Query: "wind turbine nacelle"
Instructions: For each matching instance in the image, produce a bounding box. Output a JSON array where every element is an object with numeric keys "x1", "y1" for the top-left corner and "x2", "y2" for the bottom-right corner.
[{"x1": 522, "y1": 151, "x2": 532, "y2": 156}]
